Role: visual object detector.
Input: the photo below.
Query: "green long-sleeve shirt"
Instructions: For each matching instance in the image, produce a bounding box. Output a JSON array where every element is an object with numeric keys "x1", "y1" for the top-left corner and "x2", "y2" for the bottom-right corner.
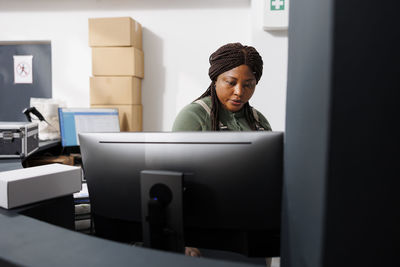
[{"x1": 172, "y1": 96, "x2": 272, "y2": 131}]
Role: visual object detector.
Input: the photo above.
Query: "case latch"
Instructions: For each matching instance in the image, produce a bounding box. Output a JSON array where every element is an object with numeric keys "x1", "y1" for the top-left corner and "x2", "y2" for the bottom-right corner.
[{"x1": 1, "y1": 131, "x2": 14, "y2": 143}]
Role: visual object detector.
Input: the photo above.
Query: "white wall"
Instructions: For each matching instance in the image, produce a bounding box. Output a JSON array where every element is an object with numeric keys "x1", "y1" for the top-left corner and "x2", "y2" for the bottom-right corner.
[{"x1": 0, "y1": 0, "x2": 287, "y2": 131}]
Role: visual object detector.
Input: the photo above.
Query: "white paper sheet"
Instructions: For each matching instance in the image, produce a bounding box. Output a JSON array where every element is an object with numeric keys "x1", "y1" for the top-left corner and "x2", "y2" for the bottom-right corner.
[{"x1": 14, "y1": 55, "x2": 33, "y2": 84}]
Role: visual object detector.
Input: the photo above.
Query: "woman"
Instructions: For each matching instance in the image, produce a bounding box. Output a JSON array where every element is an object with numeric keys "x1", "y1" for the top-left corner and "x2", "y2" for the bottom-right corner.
[
  {"x1": 173, "y1": 42, "x2": 271, "y2": 132},
  {"x1": 173, "y1": 43, "x2": 272, "y2": 258}
]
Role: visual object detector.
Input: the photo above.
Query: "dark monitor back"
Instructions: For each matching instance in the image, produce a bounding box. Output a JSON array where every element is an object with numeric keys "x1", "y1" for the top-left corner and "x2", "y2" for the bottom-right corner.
[{"x1": 79, "y1": 132, "x2": 283, "y2": 256}]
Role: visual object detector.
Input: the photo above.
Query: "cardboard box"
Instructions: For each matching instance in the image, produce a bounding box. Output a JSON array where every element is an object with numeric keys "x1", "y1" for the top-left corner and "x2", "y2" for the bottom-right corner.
[
  {"x1": 92, "y1": 47, "x2": 144, "y2": 77},
  {"x1": 90, "y1": 76, "x2": 141, "y2": 105},
  {"x1": 89, "y1": 17, "x2": 142, "y2": 49},
  {"x1": 91, "y1": 104, "x2": 142, "y2": 132},
  {"x1": 0, "y1": 164, "x2": 82, "y2": 209}
]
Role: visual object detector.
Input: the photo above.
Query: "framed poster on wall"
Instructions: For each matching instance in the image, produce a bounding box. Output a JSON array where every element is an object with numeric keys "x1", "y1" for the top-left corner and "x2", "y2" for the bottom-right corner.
[{"x1": 263, "y1": 0, "x2": 289, "y2": 31}]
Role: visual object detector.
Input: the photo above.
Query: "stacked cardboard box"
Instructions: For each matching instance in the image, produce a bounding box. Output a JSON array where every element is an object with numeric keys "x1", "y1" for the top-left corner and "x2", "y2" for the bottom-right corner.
[{"x1": 89, "y1": 17, "x2": 143, "y2": 132}]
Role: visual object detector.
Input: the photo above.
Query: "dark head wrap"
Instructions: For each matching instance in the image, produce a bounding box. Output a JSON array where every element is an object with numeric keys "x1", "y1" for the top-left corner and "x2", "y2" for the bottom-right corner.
[
  {"x1": 196, "y1": 43, "x2": 264, "y2": 131},
  {"x1": 208, "y1": 42, "x2": 263, "y2": 84}
]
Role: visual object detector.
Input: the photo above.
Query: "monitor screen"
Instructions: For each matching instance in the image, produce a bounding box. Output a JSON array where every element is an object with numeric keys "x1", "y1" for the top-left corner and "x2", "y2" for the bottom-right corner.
[
  {"x1": 58, "y1": 108, "x2": 120, "y2": 147},
  {"x1": 79, "y1": 131, "x2": 283, "y2": 257}
]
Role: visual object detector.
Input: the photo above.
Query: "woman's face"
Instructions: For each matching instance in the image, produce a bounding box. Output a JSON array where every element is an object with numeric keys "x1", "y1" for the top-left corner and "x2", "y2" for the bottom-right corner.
[{"x1": 215, "y1": 64, "x2": 256, "y2": 112}]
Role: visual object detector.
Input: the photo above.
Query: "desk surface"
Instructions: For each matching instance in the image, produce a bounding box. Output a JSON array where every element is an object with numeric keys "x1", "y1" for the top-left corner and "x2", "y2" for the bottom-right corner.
[
  {"x1": 0, "y1": 209, "x2": 255, "y2": 267},
  {"x1": 38, "y1": 139, "x2": 60, "y2": 152},
  {"x1": 0, "y1": 159, "x2": 22, "y2": 172}
]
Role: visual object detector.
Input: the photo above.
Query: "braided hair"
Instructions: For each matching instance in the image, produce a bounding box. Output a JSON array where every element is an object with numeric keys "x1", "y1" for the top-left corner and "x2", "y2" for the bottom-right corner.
[{"x1": 196, "y1": 43, "x2": 263, "y2": 131}]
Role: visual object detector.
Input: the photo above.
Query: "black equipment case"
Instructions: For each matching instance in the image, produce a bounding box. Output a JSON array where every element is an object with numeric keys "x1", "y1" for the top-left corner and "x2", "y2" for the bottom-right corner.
[{"x1": 0, "y1": 122, "x2": 39, "y2": 158}]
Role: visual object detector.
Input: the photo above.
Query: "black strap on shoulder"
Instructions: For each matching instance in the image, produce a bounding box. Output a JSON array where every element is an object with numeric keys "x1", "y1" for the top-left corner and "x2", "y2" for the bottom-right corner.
[{"x1": 252, "y1": 108, "x2": 265, "y2": 131}]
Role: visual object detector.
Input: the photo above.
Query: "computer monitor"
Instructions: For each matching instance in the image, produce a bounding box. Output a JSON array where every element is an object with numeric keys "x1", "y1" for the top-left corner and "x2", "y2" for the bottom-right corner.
[
  {"x1": 58, "y1": 108, "x2": 120, "y2": 149},
  {"x1": 79, "y1": 131, "x2": 283, "y2": 257}
]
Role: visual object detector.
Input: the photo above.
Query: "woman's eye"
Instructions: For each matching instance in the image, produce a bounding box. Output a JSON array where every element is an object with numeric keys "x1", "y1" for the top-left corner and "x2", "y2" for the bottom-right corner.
[
  {"x1": 245, "y1": 82, "x2": 255, "y2": 89},
  {"x1": 226, "y1": 81, "x2": 235, "y2": 86}
]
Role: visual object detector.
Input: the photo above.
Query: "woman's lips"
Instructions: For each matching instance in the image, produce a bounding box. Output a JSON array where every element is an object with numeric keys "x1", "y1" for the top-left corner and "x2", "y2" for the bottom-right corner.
[{"x1": 230, "y1": 99, "x2": 242, "y2": 106}]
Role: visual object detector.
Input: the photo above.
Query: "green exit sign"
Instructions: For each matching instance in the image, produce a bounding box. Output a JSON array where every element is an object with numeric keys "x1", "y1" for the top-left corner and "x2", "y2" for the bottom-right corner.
[{"x1": 271, "y1": 0, "x2": 285, "y2": 11}]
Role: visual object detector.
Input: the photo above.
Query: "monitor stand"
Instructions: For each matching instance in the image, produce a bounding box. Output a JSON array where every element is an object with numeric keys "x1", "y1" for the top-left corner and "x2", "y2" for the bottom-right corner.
[{"x1": 140, "y1": 170, "x2": 184, "y2": 253}]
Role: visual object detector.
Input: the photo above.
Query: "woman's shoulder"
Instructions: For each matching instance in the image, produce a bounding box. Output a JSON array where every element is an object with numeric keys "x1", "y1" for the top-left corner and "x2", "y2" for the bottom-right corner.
[
  {"x1": 192, "y1": 96, "x2": 212, "y2": 114},
  {"x1": 251, "y1": 107, "x2": 272, "y2": 131},
  {"x1": 184, "y1": 96, "x2": 211, "y2": 115},
  {"x1": 196, "y1": 96, "x2": 212, "y2": 106},
  {"x1": 172, "y1": 97, "x2": 211, "y2": 131}
]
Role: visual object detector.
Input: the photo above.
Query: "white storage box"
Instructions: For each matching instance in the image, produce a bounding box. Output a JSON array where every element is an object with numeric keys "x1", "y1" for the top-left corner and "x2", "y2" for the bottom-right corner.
[{"x1": 0, "y1": 164, "x2": 82, "y2": 209}]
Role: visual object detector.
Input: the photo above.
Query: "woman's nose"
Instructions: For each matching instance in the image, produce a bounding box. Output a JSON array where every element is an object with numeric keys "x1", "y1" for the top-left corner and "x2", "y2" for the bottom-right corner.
[{"x1": 233, "y1": 84, "x2": 244, "y2": 96}]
